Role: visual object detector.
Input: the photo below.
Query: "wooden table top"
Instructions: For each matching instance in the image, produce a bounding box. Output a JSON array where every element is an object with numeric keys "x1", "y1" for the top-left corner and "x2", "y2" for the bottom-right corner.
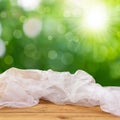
[{"x1": 0, "y1": 100, "x2": 119, "y2": 120}]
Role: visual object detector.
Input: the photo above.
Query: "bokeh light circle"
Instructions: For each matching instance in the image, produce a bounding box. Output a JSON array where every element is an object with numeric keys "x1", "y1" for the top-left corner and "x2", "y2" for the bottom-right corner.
[
  {"x1": 17, "y1": 0, "x2": 41, "y2": 11},
  {"x1": 0, "y1": 39, "x2": 6, "y2": 57},
  {"x1": 0, "y1": 23, "x2": 2, "y2": 36},
  {"x1": 23, "y1": 18, "x2": 42, "y2": 38},
  {"x1": 48, "y1": 50, "x2": 58, "y2": 60}
]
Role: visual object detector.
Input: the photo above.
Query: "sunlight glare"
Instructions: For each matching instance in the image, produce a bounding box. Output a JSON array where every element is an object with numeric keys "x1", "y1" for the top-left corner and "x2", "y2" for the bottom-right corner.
[{"x1": 83, "y1": 4, "x2": 108, "y2": 31}]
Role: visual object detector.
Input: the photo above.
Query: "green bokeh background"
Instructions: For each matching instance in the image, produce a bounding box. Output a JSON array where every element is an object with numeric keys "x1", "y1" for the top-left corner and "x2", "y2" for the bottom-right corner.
[{"x1": 0, "y1": 0, "x2": 120, "y2": 86}]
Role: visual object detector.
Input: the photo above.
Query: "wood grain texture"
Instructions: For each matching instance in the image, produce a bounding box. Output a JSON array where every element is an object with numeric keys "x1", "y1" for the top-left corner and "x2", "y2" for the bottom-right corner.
[{"x1": 0, "y1": 100, "x2": 119, "y2": 120}]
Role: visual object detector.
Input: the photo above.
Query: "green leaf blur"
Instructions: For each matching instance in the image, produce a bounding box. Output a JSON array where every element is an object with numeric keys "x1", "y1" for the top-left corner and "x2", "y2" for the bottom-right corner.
[{"x1": 0, "y1": 0, "x2": 120, "y2": 86}]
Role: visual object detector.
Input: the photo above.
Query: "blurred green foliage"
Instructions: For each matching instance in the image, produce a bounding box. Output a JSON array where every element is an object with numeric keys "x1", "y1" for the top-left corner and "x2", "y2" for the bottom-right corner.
[{"x1": 0, "y1": 0, "x2": 120, "y2": 86}]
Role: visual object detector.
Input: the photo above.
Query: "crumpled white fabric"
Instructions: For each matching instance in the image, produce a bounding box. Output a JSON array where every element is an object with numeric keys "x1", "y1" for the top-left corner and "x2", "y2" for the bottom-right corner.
[{"x1": 0, "y1": 67, "x2": 120, "y2": 116}]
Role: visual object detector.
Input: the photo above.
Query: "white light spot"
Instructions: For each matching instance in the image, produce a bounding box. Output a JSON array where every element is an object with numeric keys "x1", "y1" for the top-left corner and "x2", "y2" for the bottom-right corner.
[
  {"x1": 83, "y1": 3, "x2": 108, "y2": 31},
  {"x1": 48, "y1": 50, "x2": 57, "y2": 60},
  {"x1": 23, "y1": 18, "x2": 42, "y2": 38},
  {"x1": 0, "y1": 39, "x2": 6, "y2": 57},
  {"x1": 17, "y1": 0, "x2": 41, "y2": 11}
]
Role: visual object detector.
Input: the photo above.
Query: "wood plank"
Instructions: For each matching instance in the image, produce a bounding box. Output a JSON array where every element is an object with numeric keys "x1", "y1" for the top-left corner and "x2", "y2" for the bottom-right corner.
[
  {"x1": 0, "y1": 113, "x2": 119, "y2": 120},
  {"x1": 0, "y1": 100, "x2": 119, "y2": 120},
  {"x1": 0, "y1": 103, "x2": 103, "y2": 114}
]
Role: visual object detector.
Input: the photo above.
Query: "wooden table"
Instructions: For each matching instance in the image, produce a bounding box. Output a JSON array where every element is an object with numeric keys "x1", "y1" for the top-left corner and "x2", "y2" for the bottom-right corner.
[{"x1": 0, "y1": 100, "x2": 119, "y2": 120}]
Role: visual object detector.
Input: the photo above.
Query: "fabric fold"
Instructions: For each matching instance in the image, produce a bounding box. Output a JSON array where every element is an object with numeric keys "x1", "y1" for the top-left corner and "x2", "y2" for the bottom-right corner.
[{"x1": 0, "y1": 67, "x2": 120, "y2": 116}]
